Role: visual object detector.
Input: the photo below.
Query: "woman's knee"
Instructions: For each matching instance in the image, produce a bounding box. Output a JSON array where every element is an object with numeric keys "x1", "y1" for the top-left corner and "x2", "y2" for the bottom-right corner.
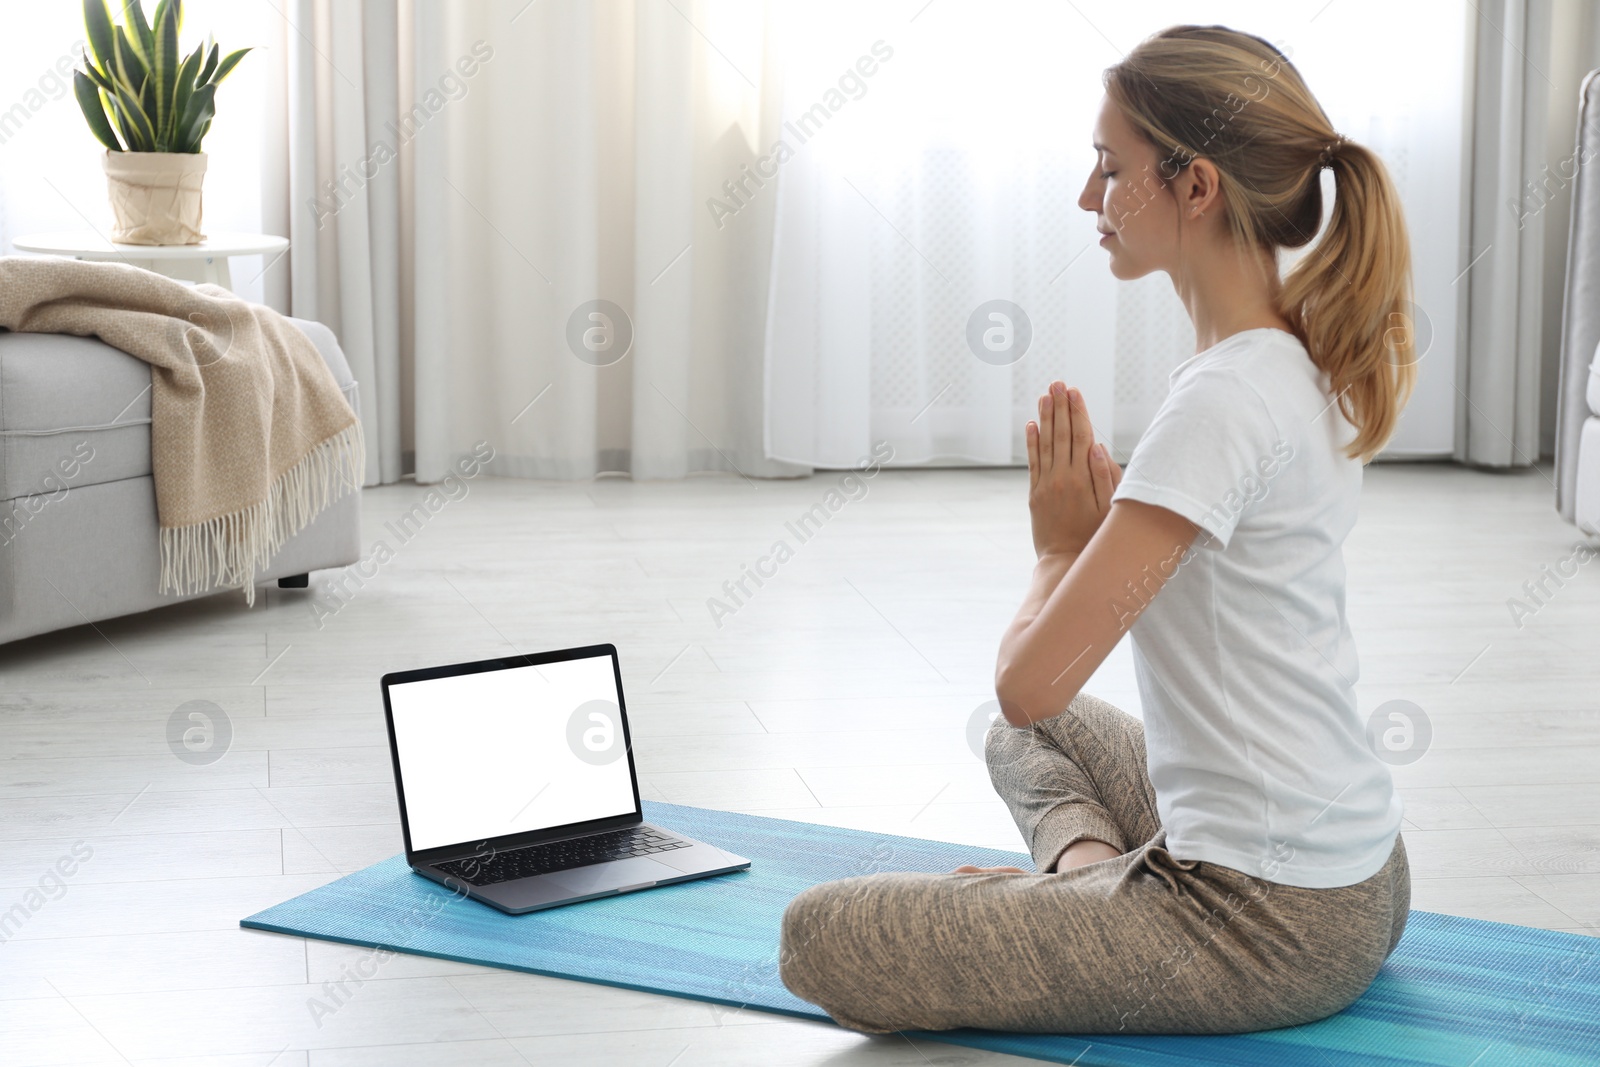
[
  {"x1": 985, "y1": 713, "x2": 1056, "y2": 781},
  {"x1": 1385, "y1": 834, "x2": 1412, "y2": 956},
  {"x1": 778, "y1": 880, "x2": 861, "y2": 1000},
  {"x1": 984, "y1": 714, "x2": 1023, "y2": 774},
  {"x1": 785, "y1": 873, "x2": 1019, "y2": 1034}
]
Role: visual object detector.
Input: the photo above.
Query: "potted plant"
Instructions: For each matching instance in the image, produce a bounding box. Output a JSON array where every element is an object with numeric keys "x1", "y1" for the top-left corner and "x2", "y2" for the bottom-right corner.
[{"x1": 71, "y1": 0, "x2": 251, "y2": 245}]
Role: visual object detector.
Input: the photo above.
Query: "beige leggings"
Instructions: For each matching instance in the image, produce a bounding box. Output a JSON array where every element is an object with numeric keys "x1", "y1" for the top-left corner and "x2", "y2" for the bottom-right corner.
[{"x1": 778, "y1": 692, "x2": 1410, "y2": 1035}]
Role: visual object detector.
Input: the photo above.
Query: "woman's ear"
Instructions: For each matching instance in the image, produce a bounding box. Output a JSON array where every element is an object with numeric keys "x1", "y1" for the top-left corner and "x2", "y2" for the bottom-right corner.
[{"x1": 1182, "y1": 158, "x2": 1224, "y2": 220}]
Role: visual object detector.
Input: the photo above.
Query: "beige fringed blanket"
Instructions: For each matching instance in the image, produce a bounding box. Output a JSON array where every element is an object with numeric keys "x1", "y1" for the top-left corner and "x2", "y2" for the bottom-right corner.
[{"x1": 0, "y1": 256, "x2": 364, "y2": 605}]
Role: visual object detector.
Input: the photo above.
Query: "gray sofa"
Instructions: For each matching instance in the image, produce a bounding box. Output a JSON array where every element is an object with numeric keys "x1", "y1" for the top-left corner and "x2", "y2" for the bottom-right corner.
[
  {"x1": 1557, "y1": 69, "x2": 1600, "y2": 535},
  {"x1": 0, "y1": 317, "x2": 362, "y2": 644}
]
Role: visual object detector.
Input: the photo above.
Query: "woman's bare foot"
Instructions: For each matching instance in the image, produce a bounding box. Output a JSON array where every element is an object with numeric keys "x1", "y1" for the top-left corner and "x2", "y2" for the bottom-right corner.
[{"x1": 1052, "y1": 838, "x2": 1122, "y2": 871}]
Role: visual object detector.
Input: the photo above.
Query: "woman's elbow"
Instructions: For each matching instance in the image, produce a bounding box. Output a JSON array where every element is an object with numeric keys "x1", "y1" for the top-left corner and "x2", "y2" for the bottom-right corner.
[{"x1": 993, "y1": 666, "x2": 1050, "y2": 728}]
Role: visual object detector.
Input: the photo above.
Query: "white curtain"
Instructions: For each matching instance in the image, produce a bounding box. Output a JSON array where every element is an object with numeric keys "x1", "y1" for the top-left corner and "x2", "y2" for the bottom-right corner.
[
  {"x1": 764, "y1": 0, "x2": 1472, "y2": 466},
  {"x1": 3, "y1": 1, "x2": 1478, "y2": 476},
  {"x1": 260, "y1": 0, "x2": 404, "y2": 486},
  {"x1": 263, "y1": 0, "x2": 807, "y2": 485},
  {"x1": 1463, "y1": 0, "x2": 1600, "y2": 465},
  {"x1": 764, "y1": 2, "x2": 1116, "y2": 467},
  {"x1": 1461, "y1": 0, "x2": 1555, "y2": 467}
]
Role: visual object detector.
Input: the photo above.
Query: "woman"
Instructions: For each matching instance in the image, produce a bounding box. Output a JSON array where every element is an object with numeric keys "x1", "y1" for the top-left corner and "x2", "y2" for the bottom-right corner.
[{"x1": 779, "y1": 25, "x2": 1415, "y2": 1035}]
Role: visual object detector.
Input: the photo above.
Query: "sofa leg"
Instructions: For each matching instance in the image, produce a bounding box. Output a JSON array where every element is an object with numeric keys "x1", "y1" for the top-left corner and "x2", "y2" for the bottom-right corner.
[{"x1": 278, "y1": 573, "x2": 310, "y2": 589}]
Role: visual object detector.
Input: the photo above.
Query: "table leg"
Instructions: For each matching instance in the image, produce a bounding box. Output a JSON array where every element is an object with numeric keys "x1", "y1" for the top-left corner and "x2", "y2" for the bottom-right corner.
[{"x1": 203, "y1": 256, "x2": 234, "y2": 291}]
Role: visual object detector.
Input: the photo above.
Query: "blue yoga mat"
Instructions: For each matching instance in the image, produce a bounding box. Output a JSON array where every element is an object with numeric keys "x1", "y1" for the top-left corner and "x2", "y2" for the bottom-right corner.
[{"x1": 243, "y1": 801, "x2": 1600, "y2": 1066}]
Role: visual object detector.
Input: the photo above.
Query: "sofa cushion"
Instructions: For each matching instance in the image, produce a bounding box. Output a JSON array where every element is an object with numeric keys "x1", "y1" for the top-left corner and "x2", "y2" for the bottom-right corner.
[
  {"x1": 1578, "y1": 416, "x2": 1600, "y2": 535},
  {"x1": 0, "y1": 316, "x2": 355, "y2": 502},
  {"x1": 1590, "y1": 339, "x2": 1600, "y2": 417},
  {"x1": 0, "y1": 471, "x2": 364, "y2": 644}
]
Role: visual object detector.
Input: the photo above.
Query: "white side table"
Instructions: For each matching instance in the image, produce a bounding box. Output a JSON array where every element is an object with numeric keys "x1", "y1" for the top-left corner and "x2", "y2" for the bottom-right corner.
[{"x1": 12, "y1": 230, "x2": 289, "y2": 293}]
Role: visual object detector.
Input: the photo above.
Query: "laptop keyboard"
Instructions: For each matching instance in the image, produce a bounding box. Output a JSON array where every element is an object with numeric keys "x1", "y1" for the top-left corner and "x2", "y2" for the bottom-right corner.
[{"x1": 436, "y1": 826, "x2": 691, "y2": 887}]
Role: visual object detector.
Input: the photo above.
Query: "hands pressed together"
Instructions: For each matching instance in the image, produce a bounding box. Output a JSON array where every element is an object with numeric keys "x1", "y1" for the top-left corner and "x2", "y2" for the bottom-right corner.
[
  {"x1": 952, "y1": 381, "x2": 1120, "y2": 875},
  {"x1": 1025, "y1": 380, "x2": 1122, "y2": 559}
]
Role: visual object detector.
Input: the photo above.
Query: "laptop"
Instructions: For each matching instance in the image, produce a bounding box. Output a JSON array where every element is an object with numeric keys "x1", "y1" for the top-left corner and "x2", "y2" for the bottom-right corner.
[{"x1": 379, "y1": 643, "x2": 750, "y2": 914}]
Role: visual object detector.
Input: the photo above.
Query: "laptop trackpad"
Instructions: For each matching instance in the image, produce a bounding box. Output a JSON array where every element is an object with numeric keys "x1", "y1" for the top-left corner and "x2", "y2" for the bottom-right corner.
[{"x1": 544, "y1": 856, "x2": 674, "y2": 895}]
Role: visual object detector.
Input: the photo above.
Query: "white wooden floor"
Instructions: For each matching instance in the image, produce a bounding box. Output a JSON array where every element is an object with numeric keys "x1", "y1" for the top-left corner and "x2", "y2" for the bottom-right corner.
[{"x1": 2, "y1": 463, "x2": 1596, "y2": 1066}]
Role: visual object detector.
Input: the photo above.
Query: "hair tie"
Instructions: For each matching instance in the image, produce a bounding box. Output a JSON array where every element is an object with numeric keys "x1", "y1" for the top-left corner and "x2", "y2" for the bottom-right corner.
[{"x1": 1318, "y1": 134, "x2": 1348, "y2": 168}]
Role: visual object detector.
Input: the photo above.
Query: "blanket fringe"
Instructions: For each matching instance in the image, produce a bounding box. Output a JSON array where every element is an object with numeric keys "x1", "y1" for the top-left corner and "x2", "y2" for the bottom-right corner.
[{"x1": 158, "y1": 422, "x2": 366, "y2": 607}]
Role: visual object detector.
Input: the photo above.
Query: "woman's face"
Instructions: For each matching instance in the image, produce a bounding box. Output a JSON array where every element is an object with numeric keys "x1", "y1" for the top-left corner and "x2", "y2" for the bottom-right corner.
[{"x1": 1078, "y1": 95, "x2": 1181, "y2": 281}]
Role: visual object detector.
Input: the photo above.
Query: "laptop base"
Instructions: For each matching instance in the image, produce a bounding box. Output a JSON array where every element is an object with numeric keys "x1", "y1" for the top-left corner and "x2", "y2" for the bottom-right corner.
[{"x1": 416, "y1": 825, "x2": 750, "y2": 914}]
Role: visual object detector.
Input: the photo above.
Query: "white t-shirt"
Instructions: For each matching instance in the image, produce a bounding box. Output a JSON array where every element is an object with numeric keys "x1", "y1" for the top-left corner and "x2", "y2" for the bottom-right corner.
[{"x1": 1109, "y1": 326, "x2": 1402, "y2": 889}]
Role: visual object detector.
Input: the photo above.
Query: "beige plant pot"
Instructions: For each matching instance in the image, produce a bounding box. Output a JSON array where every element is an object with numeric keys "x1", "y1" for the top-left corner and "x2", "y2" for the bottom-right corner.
[{"x1": 103, "y1": 151, "x2": 208, "y2": 245}]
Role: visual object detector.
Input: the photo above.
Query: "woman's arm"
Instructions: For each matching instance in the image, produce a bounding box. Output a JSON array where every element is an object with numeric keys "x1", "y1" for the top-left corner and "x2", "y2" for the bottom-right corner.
[{"x1": 994, "y1": 383, "x2": 1199, "y2": 727}]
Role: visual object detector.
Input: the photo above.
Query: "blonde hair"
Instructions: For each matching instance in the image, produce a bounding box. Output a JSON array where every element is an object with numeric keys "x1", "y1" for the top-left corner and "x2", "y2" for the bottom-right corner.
[{"x1": 1105, "y1": 25, "x2": 1415, "y2": 461}]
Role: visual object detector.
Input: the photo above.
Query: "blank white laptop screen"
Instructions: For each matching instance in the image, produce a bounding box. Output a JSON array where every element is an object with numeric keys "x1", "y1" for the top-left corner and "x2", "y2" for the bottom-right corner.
[{"x1": 387, "y1": 654, "x2": 636, "y2": 852}]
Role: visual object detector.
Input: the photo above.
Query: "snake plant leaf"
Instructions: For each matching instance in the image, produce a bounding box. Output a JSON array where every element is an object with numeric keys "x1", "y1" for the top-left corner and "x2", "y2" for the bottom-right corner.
[
  {"x1": 106, "y1": 89, "x2": 135, "y2": 149},
  {"x1": 112, "y1": 25, "x2": 144, "y2": 90},
  {"x1": 78, "y1": 0, "x2": 247, "y2": 153},
  {"x1": 74, "y1": 70, "x2": 123, "y2": 151},
  {"x1": 179, "y1": 114, "x2": 211, "y2": 156},
  {"x1": 178, "y1": 82, "x2": 215, "y2": 153},
  {"x1": 170, "y1": 45, "x2": 201, "y2": 145},
  {"x1": 135, "y1": 56, "x2": 157, "y2": 126},
  {"x1": 80, "y1": 52, "x2": 115, "y2": 93},
  {"x1": 153, "y1": 0, "x2": 179, "y2": 140},
  {"x1": 107, "y1": 88, "x2": 145, "y2": 153},
  {"x1": 122, "y1": 0, "x2": 154, "y2": 69},
  {"x1": 210, "y1": 47, "x2": 251, "y2": 85},
  {"x1": 196, "y1": 40, "x2": 218, "y2": 86},
  {"x1": 112, "y1": 80, "x2": 155, "y2": 151},
  {"x1": 111, "y1": 27, "x2": 150, "y2": 136},
  {"x1": 195, "y1": 33, "x2": 214, "y2": 80},
  {"x1": 149, "y1": 0, "x2": 184, "y2": 41},
  {"x1": 188, "y1": 117, "x2": 212, "y2": 156},
  {"x1": 83, "y1": 0, "x2": 116, "y2": 79},
  {"x1": 116, "y1": 23, "x2": 157, "y2": 129}
]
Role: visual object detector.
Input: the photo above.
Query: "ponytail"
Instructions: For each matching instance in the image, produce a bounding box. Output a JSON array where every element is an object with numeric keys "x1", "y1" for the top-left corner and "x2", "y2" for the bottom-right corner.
[
  {"x1": 1106, "y1": 26, "x2": 1416, "y2": 461},
  {"x1": 1280, "y1": 141, "x2": 1415, "y2": 460}
]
